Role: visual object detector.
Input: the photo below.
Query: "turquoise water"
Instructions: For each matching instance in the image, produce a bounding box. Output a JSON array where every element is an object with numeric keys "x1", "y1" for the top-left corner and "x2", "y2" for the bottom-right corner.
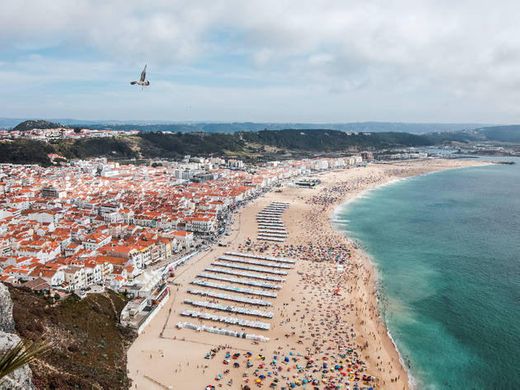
[{"x1": 335, "y1": 161, "x2": 520, "y2": 390}]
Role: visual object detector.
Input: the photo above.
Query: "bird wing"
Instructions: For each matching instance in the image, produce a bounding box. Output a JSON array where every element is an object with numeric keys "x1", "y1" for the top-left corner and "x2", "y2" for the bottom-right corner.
[{"x1": 140, "y1": 65, "x2": 147, "y2": 82}]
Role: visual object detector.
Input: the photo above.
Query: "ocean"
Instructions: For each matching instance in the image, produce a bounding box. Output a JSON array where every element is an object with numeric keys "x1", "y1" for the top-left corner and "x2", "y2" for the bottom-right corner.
[{"x1": 334, "y1": 160, "x2": 520, "y2": 390}]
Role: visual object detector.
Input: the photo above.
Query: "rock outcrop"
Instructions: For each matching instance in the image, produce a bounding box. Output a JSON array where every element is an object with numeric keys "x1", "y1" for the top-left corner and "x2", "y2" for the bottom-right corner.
[
  {"x1": 0, "y1": 283, "x2": 34, "y2": 390},
  {"x1": 0, "y1": 283, "x2": 15, "y2": 333}
]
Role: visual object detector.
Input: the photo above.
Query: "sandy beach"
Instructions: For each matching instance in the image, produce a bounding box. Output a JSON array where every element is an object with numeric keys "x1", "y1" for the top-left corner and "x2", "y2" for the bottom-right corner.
[{"x1": 127, "y1": 158, "x2": 487, "y2": 390}]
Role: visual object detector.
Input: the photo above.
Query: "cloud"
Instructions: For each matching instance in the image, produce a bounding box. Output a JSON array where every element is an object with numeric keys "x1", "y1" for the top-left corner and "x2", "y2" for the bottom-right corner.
[{"x1": 1, "y1": 0, "x2": 520, "y2": 122}]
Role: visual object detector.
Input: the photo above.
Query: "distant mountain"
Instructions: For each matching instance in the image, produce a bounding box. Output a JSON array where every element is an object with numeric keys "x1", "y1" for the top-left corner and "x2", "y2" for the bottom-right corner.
[
  {"x1": 477, "y1": 125, "x2": 520, "y2": 143},
  {"x1": 12, "y1": 120, "x2": 66, "y2": 132},
  {"x1": 70, "y1": 121, "x2": 487, "y2": 134},
  {"x1": 0, "y1": 118, "x2": 490, "y2": 134},
  {"x1": 426, "y1": 124, "x2": 520, "y2": 143}
]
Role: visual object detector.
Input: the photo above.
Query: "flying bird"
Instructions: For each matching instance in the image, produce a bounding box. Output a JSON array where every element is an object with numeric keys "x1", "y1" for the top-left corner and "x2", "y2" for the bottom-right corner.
[{"x1": 130, "y1": 65, "x2": 150, "y2": 87}]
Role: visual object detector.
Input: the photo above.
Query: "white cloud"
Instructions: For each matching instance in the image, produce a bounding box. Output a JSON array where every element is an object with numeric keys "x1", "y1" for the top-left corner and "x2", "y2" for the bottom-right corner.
[{"x1": 1, "y1": 0, "x2": 520, "y2": 122}]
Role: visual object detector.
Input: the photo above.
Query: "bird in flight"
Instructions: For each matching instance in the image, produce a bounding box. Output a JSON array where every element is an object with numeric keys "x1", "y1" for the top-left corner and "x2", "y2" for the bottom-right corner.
[{"x1": 130, "y1": 65, "x2": 150, "y2": 87}]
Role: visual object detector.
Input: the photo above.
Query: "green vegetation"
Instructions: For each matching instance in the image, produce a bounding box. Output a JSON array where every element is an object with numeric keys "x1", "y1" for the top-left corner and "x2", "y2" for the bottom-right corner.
[
  {"x1": 15, "y1": 125, "x2": 520, "y2": 165},
  {"x1": 10, "y1": 286, "x2": 135, "y2": 389},
  {"x1": 139, "y1": 131, "x2": 245, "y2": 158},
  {"x1": 0, "y1": 129, "x2": 437, "y2": 165},
  {"x1": 55, "y1": 137, "x2": 139, "y2": 159},
  {"x1": 0, "y1": 140, "x2": 54, "y2": 165},
  {"x1": 240, "y1": 129, "x2": 432, "y2": 151}
]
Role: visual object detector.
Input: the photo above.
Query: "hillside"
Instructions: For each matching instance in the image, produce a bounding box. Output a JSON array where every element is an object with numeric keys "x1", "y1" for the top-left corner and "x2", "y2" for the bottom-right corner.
[
  {"x1": 9, "y1": 286, "x2": 135, "y2": 389},
  {"x1": 426, "y1": 125, "x2": 520, "y2": 144},
  {"x1": 0, "y1": 129, "x2": 436, "y2": 165},
  {"x1": 55, "y1": 137, "x2": 139, "y2": 160},
  {"x1": 139, "y1": 131, "x2": 246, "y2": 158},
  {"x1": 477, "y1": 125, "x2": 520, "y2": 143},
  {"x1": 139, "y1": 130, "x2": 432, "y2": 157},
  {"x1": 0, "y1": 137, "x2": 139, "y2": 166},
  {"x1": 12, "y1": 120, "x2": 65, "y2": 132},
  {"x1": 0, "y1": 140, "x2": 55, "y2": 165},
  {"x1": 240, "y1": 129, "x2": 431, "y2": 151}
]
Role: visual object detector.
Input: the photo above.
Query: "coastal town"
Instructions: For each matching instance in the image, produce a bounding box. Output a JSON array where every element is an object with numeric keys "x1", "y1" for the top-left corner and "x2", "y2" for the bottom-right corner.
[
  {"x1": 1, "y1": 2, "x2": 518, "y2": 388},
  {"x1": 0, "y1": 134, "x2": 493, "y2": 389},
  {"x1": 125, "y1": 157, "x2": 485, "y2": 390},
  {"x1": 0, "y1": 154, "x2": 365, "y2": 332}
]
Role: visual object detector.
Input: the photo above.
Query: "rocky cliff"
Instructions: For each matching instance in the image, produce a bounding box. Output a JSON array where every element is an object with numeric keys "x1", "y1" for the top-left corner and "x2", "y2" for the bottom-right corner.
[
  {"x1": 9, "y1": 286, "x2": 136, "y2": 389},
  {"x1": 0, "y1": 283, "x2": 34, "y2": 390}
]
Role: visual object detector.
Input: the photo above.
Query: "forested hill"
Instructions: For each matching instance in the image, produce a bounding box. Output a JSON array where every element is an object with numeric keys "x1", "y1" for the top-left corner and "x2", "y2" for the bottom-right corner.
[
  {"x1": 12, "y1": 120, "x2": 65, "y2": 131},
  {"x1": 4, "y1": 123, "x2": 520, "y2": 166},
  {"x1": 240, "y1": 129, "x2": 430, "y2": 151},
  {"x1": 477, "y1": 125, "x2": 520, "y2": 142},
  {"x1": 0, "y1": 129, "x2": 433, "y2": 165},
  {"x1": 426, "y1": 124, "x2": 520, "y2": 143}
]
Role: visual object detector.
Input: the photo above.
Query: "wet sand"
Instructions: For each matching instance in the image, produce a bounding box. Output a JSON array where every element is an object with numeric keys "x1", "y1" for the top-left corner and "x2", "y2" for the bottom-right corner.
[{"x1": 127, "y1": 159, "x2": 487, "y2": 389}]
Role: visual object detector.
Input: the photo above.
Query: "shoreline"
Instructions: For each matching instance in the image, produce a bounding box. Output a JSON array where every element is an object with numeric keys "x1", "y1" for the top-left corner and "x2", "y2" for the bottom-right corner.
[
  {"x1": 332, "y1": 162, "x2": 490, "y2": 221},
  {"x1": 127, "y1": 159, "x2": 490, "y2": 390},
  {"x1": 330, "y1": 176, "x2": 415, "y2": 389},
  {"x1": 328, "y1": 162, "x2": 493, "y2": 389}
]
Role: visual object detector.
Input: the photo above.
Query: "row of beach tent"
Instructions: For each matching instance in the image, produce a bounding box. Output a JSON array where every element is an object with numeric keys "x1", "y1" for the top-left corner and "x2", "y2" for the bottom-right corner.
[
  {"x1": 256, "y1": 202, "x2": 290, "y2": 242},
  {"x1": 205, "y1": 266, "x2": 285, "y2": 282},
  {"x1": 197, "y1": 272, "x2": 281, "y2": 290},
  {"x1": 176, "y1": 322, "x2": 270, "y2": 342},
  {"x1": 187, "y1": 288, "x2": 272, "y2": 306},
  {"x1": 180, "y1": 309, "x2": 271, "y2": 330},
  {"x1": 177, "y1": 249, "x2": 297, "y2": 341},
  {"x1": 183, "y1": 299, "x2": 274, "y2": 318},
  {"x1": 211, "y1": 260, "x2": 288, "y2": 275},
  {"x1": 192, "y1": 279, "x2": 278, "y2": 298}
]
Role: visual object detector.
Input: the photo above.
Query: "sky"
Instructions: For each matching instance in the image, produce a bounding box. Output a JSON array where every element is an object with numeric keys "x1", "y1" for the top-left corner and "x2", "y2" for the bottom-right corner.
[{"x1": 1, "y1": 0, "x2": 520, "y2": 123}]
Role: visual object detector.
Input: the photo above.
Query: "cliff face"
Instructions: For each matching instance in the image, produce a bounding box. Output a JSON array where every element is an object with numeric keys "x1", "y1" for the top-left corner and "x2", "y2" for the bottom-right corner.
[
  {"x1": 0, "y1": 283, "x2": 15, "y2": 332},
  {"x1": 9, "y1": 286, "x2": 136, "y2": 389},
  {"x1": 0, "y1": 283, "x2": 35, "y2": 390}
]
